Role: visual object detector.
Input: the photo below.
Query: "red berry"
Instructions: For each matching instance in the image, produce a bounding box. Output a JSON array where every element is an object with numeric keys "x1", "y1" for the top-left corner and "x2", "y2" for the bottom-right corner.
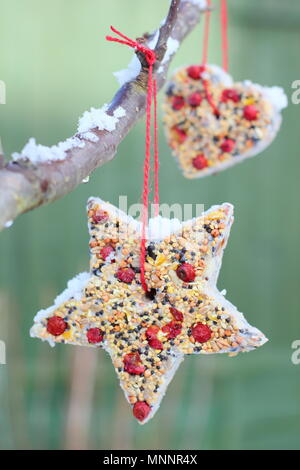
[
  {"x1": 146, "y1": 325, "x2": 160, "y2": 340},
  {"x1": 123, "y1": 352, "x2": 145, "y2": 375},
  {"x1": 187, "y1": 92, "x2": 202, "y2": 107},
  {"x1": 187, "y1": 65, "x2": 205, "y2": 80},
  {"x1": 176, "y1": 263, "x2": 196, "y2": 282},
  {"x1": 47, "y1": 316, "x2": 67, "y2": 336},
  {"x1": 173, "y1": 126, "x2": 187, "y2": 144},
  {"x1": 133, "y1": 401, "x2": 151, "y2": 421},
  {"x1": 87, "y1": 328, "x2": 104, "y2": 344},
  {"x1": 116, "y1": 268, "x2": 135, "y2": 284},
  {"x1": 170, "y1": 307, "x2": 184, "y2": 322},
  {"x1": 92, "y1": 209, "x2": 109, "y2": 224},
  {"x1": 220, "y1": 138, "x2": 235, "y2": 153},
  {"x1": 162, "y1": 321, "x2": 182, "y2": 340},
  {"x1": 172, "y1": 95, "x2": 185, "y2": 111},
  {"x1": 100, "y1": 245, "x2": 114, "y2": 260},
  {"x1": 243, "y1": 104, "x2": 259, "y2": 121},
  {"x1": 191, "y1": 323, "x2": 212, "y2": 343},
  {"x1": 146, "y1": 326, "x2": 164, "y2": 350},
  {"x1": 221, "y1": 88, "x2": 240, "y2": 103},
  {"x1": 192, "y1": 154, "x2": 208, "y2": 170},
  {"x1": 148, "y1": 337, "x2": 164, "y2": 350}
]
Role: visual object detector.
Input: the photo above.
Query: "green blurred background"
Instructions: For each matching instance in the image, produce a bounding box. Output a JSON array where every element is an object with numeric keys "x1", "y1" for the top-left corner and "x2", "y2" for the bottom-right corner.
[{"x1": 0, "y1": 0, "x2": 299, "y2": 450}]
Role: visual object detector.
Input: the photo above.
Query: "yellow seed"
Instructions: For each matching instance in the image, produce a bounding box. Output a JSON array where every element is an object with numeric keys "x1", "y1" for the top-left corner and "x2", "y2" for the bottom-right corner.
[
  {"x1": 155, "y1": 254, "x2": 166, "y2": 266},
  {"x1": 128, "y1": 396, "x2": 137, "y2": 404}
]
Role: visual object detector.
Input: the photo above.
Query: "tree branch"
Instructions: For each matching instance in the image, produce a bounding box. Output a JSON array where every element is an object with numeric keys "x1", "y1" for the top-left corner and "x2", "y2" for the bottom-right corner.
[{"x1": 0, "y1": 0, "x2": 206, "y2": 231}]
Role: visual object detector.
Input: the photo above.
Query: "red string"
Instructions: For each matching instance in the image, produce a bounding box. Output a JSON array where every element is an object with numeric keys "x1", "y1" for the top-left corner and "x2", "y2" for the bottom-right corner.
[
  {"x1": 153, "y1": 79, "x2": 159, "y2": 216},
  {"x1": 106, "y1": 26, "x2": 156, "y2": 68},
  {"x1": 200, "y1": 1, "x2": 219, "y2": 116},
  {"x1": 202, "y1": 79, "x2": 220, "y2": 117},
  {"x1": 202, "y1": 0, "x2": 211, "y2": 66},
  {"x1": 221, "y1": 0, "x2": 229, "y2": 72},
  {"x1": 202, "y1": 0, "x2": 229, "y2": 72},
  {"x1": 140, "y1": 58, "x2": 154, "y2": 293},
  {"x1": 106, "y1": 26, "x2": 159, "y2": 293}
]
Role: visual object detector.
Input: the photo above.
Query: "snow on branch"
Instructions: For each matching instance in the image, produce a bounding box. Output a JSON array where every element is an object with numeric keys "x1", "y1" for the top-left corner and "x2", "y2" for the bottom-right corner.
[{"x1": 0, "y1": 0, "x2": 207, "y2": 231}]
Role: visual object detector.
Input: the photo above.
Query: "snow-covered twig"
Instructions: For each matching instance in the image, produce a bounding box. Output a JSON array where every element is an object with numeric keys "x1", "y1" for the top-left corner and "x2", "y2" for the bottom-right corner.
[{"x1": 0, "y1": 0, "x2": 206, "y2": 231}]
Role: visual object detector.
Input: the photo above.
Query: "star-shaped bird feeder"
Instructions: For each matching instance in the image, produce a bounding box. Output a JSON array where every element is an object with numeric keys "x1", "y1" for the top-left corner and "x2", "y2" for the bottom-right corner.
[{"x1": 31, "y1": 198, "x2": 267, "y2": 424}]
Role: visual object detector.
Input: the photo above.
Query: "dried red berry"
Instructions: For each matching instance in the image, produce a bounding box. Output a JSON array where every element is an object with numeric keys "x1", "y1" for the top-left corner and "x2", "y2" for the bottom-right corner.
[
  {"x1": 191, "y1": 323, "x2": 212, "y2": 343},
  {"x1": 146, "y1": 326, "x2": 164, "y2": 350},
  {"x1": 162, "y1": 321, "x2": 182, "y2": 340},
  {"x1": 123, "y1": 352, "x2": 145, "y2": 375},
  {"x1": 221, "y1": 88, "x2": 240, "y2": 103},
  {"x1": 146, "y1": 325, "x2": 160, "y2": 340},
  {"x1": 148, "y1": 337, "x2": 164, "y2": 350},
  {"x1": 170, "y1": 307, "x2": 184, "y2": 322},
  {"x1": 220, "y1": 138, "x2": 235, "y2": 153},
  {"x1": 92, "y1": 209, "x2": 109, "y2": 224},
  {"x1": 47, "y1": 316, "x2": 67, "y2": 336},
  {"x1": 187, "y1": 91, "x2": 202, "y2": 107},
  {"x1": 172, "y1": 95, "x2": 185, "y2": 111},
  {"x1": 100, "y1": 245, "x2": 115, "y2": 260},
  {"x1": 192, "y1": 154, "x2": 208, "y2": 170},
  {"x1": 173, "y1": 126, "x2": 187, "y2": 144},
  {"x1": 116, "y1": 268, "x2": 135, "y2": 284},
  {"x1": 243, "y1": 104, "x2": 259, "y2": 121},
  {"x1": 176, "y1": 263, "x2": 196, "y2": 282},
  {"x1": 87, "y1": 328, "x2": 104, "y2": 344},
  {"x1": 133, "y1": 401, "x2": 151, "y2": 421},
  {"x1": 187, "y1": 65, "x2": 205, "y2": 80}
]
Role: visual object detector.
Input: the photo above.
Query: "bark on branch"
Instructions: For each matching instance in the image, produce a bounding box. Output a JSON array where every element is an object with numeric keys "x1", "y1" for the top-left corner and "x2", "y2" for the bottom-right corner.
[{"x1": 0, "y1": 0, "x2": 206, "y2": 231}]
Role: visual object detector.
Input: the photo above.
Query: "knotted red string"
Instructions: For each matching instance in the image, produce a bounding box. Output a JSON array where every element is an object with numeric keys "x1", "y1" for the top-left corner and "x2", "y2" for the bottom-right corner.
[{"x1": 106, "y1": 26, "x2": 159, "y2": 293}]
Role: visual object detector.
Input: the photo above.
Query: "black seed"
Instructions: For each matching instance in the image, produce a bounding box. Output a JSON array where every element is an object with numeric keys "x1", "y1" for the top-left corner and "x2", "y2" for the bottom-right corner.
[
  {"x1": 166, "y1": 84, "x2": 175, "y2": 96},
  {"x1": 145, "y1": 288, "x2": 156, "y2": 300},
  {"x1": 133, "y1": 266, "x2": 141, "y2": 273},
  {"x1": 147, "y1": 244, "x2": 157, "y2": 260}
]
